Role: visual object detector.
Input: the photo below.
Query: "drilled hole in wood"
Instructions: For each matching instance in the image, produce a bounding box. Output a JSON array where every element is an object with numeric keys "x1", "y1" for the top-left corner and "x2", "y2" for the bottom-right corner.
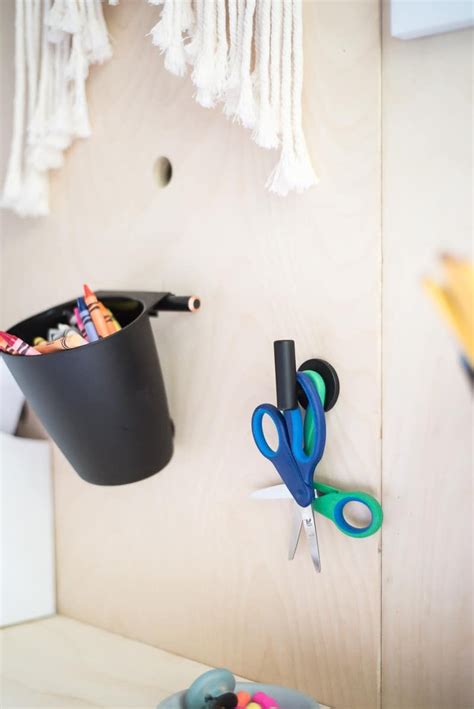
[{"x1": 154, "y1": 157, "x2": 172, "y2": 188}]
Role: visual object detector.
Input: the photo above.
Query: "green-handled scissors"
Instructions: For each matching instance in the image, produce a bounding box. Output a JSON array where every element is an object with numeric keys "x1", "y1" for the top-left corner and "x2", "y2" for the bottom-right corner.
[
  {"x1": 251, "y1": 479, "x2": 383, "y2": 539},
  {"x1": 251, "y1": 369, "x2": 383, "y2": 557}
]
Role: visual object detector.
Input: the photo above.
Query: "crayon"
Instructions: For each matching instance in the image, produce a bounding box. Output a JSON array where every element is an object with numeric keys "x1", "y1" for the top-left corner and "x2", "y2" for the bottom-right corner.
[
  {"x1": 77, "y1": 297, "x2": 99, "y2": 342},
  {"x1": 98, "y1": 302, "x2": 118, "y2": 335},
  {"x1": 33, "y1": 336, "x2": 47, "y2": 346},
  {"x1": 106, "y1": 305, "x2": 121, "y2": 332},
  {"x1": 74, "y1": 307, "x2": 88, "y2": 340},
  {"x1": 252, "y1": 693, "x2": 279, "y2": 709},
  {"x1": 83, "y1": 284, "x2": 109, "y2": 338},
  {"x1": 34, "y1": 333, "x2": 87, "y2": 353},
  {"x1": 236, "y1": 691, "x2": 251, "y2": 708},
  {"x1": 0, "y1": 331, "x2": 41, "y2": 356},
  {"x1": 48, "y1": 324, "x2": 79, "y2": 341}
]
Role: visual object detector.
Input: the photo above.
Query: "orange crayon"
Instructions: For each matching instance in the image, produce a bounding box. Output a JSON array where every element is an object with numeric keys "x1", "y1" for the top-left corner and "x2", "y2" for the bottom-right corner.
[
  {"x1": 98, "y1": 302, "x2": 117, "y2": 335},
  {"x1": 83, "y1": 284, "x2": 109, "y2": 338},
  {"x1": 35, "y1": 333, "x2": 87, "y2": 353}
]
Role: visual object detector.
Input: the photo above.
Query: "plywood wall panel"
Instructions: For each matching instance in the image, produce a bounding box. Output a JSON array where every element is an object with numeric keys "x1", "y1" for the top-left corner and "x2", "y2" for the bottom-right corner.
[
  {"x1": 1, "y1": 2, "x2": 381, "y2": 707},
  {"x1": 381, "y1": 21, "x2": 473, "y2": 709}
]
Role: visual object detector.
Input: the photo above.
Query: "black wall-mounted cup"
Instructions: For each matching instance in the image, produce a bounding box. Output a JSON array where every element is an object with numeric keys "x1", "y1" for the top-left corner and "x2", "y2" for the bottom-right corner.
[{"x1": 1, "y1": 291, "x2": 174, "y2": 486}]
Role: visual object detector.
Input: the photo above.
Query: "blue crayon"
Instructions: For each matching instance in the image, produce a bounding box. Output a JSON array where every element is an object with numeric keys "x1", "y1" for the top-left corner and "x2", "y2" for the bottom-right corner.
[{"x1": 77, "y1": 297, "x2": 99, "y2": 342}]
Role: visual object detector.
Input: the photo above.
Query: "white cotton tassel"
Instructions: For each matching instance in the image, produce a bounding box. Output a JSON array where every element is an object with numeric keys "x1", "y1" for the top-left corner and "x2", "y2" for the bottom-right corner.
[
  {"x1": 46, "y1": 38, "x2": 73, "y2": 151},
  {"x1": 266, "y1": 0, "x2": 295, "y2": 196},
  {"x1": 83, "y1": 0, "x2": 113, "y2": 65},
  {"x1": 235, "y1": 0, "x2": 256, "y2": 128},
  {"x1": 268, "y1": 0, "x2": 282, "y2": 140},
  {"x1": 213, "y1": 0, "x2": 228, "y2": 96},
  {"x1": 149, "y1": 0, "x2": 174, "y2": 51},
  {"x1": 15, "y1": 167, "x2": 50, "y2": 218},
  {"x1": 45, "y1": 0, "x2": 80, "y2": 37},
  {"x1": 164, "y1": 1, "x2": 187, "y2": 77},
  {"x1": 192, "y1": 0, "x2": 217, "y2": 108},
  {"x1": 184, "y1": 0, "x2": 202, "y2": 65},
  {"x1": 291, "y1": 0, "x2": 317, "y2": 189},
  {"x1": 29, "y1": 10, "x2": 64, "y2": 171},
  {"x1": 32, "y1": 52, "x2": 65, "y2": 169},
  {"x1": 253, "y1": 0, "x2": 278, "y2": 149},
  {"x1": 18, "y1": 0, "x2": 43, "y2": 213},
  {"x1": 18, "y1": 0, "x2": 51, "y2": 216},
  {"x1": 68, "y1": 33, "x2": 91, "y2": 138},
  {"x1": 180, "y1": 0, "x2": 194, "y2": 33},
  {"x1": 25, "y1": 0, "x2": 40, "y2": 132},
  {"x1": 1, "y1": 0, "x2": 26, "y2": 210},
  {"x1": 222, "y1": 0, "x2": 242, "y2": 117},
  {"x1": 267, "y1": 0, "x2": 316, "y2": 195}
]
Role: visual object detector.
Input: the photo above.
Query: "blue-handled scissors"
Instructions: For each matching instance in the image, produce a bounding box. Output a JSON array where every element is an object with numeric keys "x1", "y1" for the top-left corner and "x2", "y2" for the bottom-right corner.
[
  {"x1": 252, "y1": 370, "x2": 383, "y2": 572},
  {"x1": 252, "y1": 371, "x2": 326, "y2": 571}
]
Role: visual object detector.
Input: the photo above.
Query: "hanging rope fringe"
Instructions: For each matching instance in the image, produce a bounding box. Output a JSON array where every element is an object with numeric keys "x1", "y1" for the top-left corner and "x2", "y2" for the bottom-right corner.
[
  {"x1": 147, "y1": 0, "x2": 317, "y2": 195},
  {"x1": 2, "y1": 0, "x2": 317, "y2": 216},
  {"x1": 1, "y1": 0, "x2": 113, "y2": 218},
  {"x1": 253, "y1": 0, "x2": 276, "y2": 148}
]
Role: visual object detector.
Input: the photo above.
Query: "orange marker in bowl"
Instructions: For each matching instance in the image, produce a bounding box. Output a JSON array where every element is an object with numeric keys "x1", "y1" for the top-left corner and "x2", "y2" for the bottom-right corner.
[{"x1": 83, "y1": 284, "x2": 109, "y2": 338}]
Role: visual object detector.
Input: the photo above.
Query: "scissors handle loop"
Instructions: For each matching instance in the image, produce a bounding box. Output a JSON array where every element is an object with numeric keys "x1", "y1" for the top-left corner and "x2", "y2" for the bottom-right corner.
[
  {"x1": 314, "y1": 483, "x2": 383, "y2": 538},
  {"x1": 251, "y1": 404, "x2": 287, "y2": 459},
  {"x1": 251, "y1": 404, "x2": 315, "y2": 507}
]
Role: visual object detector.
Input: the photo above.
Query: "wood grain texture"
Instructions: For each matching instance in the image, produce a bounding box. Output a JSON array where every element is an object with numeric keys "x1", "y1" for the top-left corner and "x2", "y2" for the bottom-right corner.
[
  {"x1": 0, "y1": 2, "x2": 381, "y2": 707},
  {"x1": 0, "y1": 616, "x2": 252, "y2": 708},
  {"x1": 381, "y1": 18, "x2": 473, "y2": 709}
]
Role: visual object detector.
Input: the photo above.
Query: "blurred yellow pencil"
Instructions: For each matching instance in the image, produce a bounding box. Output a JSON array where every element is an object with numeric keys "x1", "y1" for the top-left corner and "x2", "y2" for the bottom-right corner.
[
  {"x1": 423, "y1": 277, "x2": 474, "y2": 366},
  {"x1": 441, "y1": 254, "x2": 474, "y2": 338}
]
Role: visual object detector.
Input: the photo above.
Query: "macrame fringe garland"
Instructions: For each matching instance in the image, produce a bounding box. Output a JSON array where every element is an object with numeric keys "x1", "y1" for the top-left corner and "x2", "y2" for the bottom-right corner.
[
  {"x1": 2, "y1": 0, "x2": 317, "y2": 217},
  {"x1": 148, "y1": 0, "x2": 318, "y2": 196},
  {"x1": 2, "y1": 0, "x2": 114, "y2": 218}
]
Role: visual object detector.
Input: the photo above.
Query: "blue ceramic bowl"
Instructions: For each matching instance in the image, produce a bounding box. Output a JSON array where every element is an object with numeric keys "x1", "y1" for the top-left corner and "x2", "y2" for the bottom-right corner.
[{"x1": 157, "y1": 681, "x2": 321, "y2": 708}]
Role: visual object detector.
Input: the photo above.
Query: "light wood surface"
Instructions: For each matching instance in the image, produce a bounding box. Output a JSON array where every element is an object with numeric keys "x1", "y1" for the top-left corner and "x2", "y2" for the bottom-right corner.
[
  {"x1": 3, "y1": 2, "x2": 472, "y2": 708},
  {"x1": 381, "y1": 18, "x2": 473, "y2": 709},
  {"x1": 0, "y1": 616, "x2": 254, "y2": 708},
  {"x1": 0, "y1": 1, "x2": 381, "y2": 706}
]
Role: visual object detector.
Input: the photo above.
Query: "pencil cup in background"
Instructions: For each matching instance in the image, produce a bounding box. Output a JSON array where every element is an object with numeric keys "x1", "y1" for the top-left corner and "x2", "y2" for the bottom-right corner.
[{"x1": 0, "y1": 291, "x2": 199, "y2": 485}]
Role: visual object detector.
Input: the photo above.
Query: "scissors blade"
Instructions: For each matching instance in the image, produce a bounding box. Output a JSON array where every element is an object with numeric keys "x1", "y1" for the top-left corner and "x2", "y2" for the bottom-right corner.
[
  {"x1": 251, "y1": 484, "x2": 293, "y2": 501},
  {"x1": 301, "y1": 505, "x2": 321, "y2": 573},
  {"x1": 288, "y1": 503, "x2": 303, "y2": 560}
]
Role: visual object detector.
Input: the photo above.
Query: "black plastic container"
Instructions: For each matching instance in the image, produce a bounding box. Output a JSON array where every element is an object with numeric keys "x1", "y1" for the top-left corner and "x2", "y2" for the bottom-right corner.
[{"x1": 1, "y1": 291, "x2": 176, "y2": 485}]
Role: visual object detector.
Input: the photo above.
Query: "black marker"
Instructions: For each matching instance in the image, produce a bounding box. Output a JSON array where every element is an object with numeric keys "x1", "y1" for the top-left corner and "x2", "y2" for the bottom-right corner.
[{"x1": 274, "y1": 339, "x2": 297, "y2": 410}]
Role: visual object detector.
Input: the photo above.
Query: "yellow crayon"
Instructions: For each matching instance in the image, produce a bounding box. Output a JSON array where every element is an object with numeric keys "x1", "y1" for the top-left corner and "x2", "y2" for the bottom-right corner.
[
  {"x1": 35, "y1": 333, "x2": 87, "y2": 353},
  {"x1": 108, "y1": 308, "x2": 121, "y2": 332},
  {"x1": 33, "y1": 336, "x2": 47, "y2": 346},
  {"x1": 98, "y1": 302, "x2": 119, "y2": 335}
]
